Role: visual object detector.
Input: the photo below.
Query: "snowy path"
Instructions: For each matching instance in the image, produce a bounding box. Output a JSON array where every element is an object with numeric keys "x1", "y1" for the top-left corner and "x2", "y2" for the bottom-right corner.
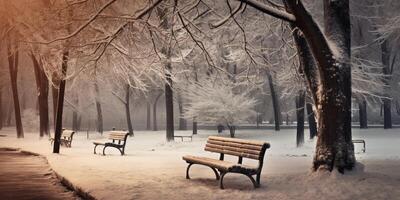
[{"x1": 0, "y1": 148, "x2": 79, "y2": 200}]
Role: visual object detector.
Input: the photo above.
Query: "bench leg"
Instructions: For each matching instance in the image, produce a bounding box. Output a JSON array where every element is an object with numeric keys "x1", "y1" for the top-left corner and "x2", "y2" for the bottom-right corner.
[
  {"x1": 246, "y1": 174, "x2": 259, "y2": 188},
  {"x1": 186, "y1": 163, "x2": 193, "y2": 179},
  {"x1": 117, "y1": 148, "x2": 124, "y2": 156},
  {"x1": 256, "y1": 172, "x2": 261, "y2": 185},
  {"x1": 363, "y1": 142, "x2": 366, "y2": 153},
  {"x1": 186, "y1": 163, "x2": 220, "y2": 180},
  {"x1": 102, "y1": 146, "x2": 107, "y2": 156},
  {"x1": 94, "y1": 144, "x2": 98, "y2": 154},
  {"x1": 219, "y1": 172, "x2": 226, "y2": 189}
]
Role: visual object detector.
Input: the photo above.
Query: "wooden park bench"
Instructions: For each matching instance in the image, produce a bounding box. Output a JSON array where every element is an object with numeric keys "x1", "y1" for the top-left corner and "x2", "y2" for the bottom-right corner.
[
  {"x1": 352, "y1": 139, "x2": 366, "y2": 153},
  {"x1": 49, "y1": 129, "x2": 75, "y2": 148},
  {"x1": 93, "y1": 131, "x2": 129, "y2": 156},
  {"x1": 183, "y1": 136, "x2": 270, "y2": 189}
]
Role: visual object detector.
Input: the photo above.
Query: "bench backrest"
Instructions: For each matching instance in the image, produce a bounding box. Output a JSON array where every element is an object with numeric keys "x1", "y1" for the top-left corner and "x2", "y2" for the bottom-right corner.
[
  {"x1": 107, "y1": 131, "x2": 129, "y2": 144},
  {"x1": 205, "y1": 136, "x2": 270, "y2": 161},
  {"x1": 61, "y1": 130, "x2": 75, "y2": 139}
]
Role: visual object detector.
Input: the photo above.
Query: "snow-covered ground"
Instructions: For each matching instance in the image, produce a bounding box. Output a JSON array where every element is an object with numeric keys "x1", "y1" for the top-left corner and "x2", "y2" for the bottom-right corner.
[{"x1": 1, "y1": 128, "x2": 399, "y2": 200}]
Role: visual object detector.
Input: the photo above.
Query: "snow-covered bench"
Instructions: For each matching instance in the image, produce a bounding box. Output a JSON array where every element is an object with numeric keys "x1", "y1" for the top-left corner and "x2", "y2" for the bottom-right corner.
[
  {"x1": 49, "y1": 129, "x2": 75, "y2": 148},
  {"x1": 183, "y1": 136, "x2": 270, "y2": 189},
  {"x1": 352, "y1": 139, "x2": 366, "y2": 153},
  {"x1": 93, "y1": 131, "x2": 129, "y2": 156}
]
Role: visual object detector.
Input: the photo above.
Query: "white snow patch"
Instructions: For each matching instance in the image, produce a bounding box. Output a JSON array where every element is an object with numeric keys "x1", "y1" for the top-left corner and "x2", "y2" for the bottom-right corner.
[{"x1": 1, "y1": 128, "x2": 400, "y2": 200}]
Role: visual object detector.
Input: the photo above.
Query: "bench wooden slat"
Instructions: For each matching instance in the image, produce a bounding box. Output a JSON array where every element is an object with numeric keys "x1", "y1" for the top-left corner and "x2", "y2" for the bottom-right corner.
[
  {"x1": 207, "y1": 140, "x2": 263, "y2": 151},
  {"x1": 205, "y1": 147, "x2": 260, "y2": 160},
  {"x1": 205, "y1": 143, "x2": 261, "y2": 157},
  {"x1": 208, "y1": 136, "x2": 265, "y2": 146}
]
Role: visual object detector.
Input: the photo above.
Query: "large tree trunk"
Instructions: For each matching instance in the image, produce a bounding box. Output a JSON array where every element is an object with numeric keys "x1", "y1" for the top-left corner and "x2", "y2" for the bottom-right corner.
[
  {"x1": 281, "y1": 0, "x2": 355, "y2": 172},
  {"x1": 158, "y1": 5, "x2": 175, "y2": 141},
  {"x1": 31, "y1": 54, "x2": 50, "y2": 137},
  {"x1": 125, "y1": 84, "x2": 134, "y2": 136},
  {"x1": 296, "y1": 90, "x2": 305, "y2": 147},
  {"x1": 53, "y1": 51, "x2": 68, "y2": 153},
  {"x1": 306, "y1": 102, "x2": 317, "y2": 139},
  {"x1": 266, "y1": 70, "x2": 281, "y2": 131},
  {"x1": 358, "y1": 100, "x2": 368, "y2": 129},
  {"x1": 153, "y1": 93, "x2": 162, "y2": 131},
  {"x1": 7, "y1": 42, "x2": 23, "y2": 138},
  {"x1": 94, "y1": 81, "x2": 103, "y2": 134},
  {"x1": 165, "y1": 76, "x2": 174, "y2": 141}
]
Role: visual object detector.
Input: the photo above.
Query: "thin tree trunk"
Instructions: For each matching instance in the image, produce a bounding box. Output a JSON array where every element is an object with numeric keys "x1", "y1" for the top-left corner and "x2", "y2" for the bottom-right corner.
[
  {"x1": 359, "y1": 100, "x2": 368, "y2": 129},
  {"x1": 146, "y1": 102, "x2": 151, "y2": 130},
  {"x1": 192, "y1": 119, "x2": 197, "y2": 135},
  {"x1": 153, "y1": 93, "x2": 162, "y2": 131},
  {"x1": 306, "y1": 102, "x2": 317, "y2": 139},
  {"x1": 266, "y1": 70, "x2": 281, "y2": 131},
  {"x1": 72, "y1": 111, "x2": 78, "y2": 131},
  {"x1": 125, "y1": 84, "x2": 134, "y2": 136},
  {"x1": 381, "y1": 40, "x2": 392, "y2": 129},
  {"x1": 7, "y1": 42, "x2": 23, "y2": 138},
  {"x1": 7, "y1": 93, "x2": 13, "y2": 126},
  {"x1": 94, "y1": 81, "x2": 103, "y2": 134},
  {"x1": 51, "y1": 74, "x2": 60, "y2": 131},
  {"x1": 178, "y1": 95, "x2": 187, "y2": 130},
  {"x1": 31, "y1": 54, "x2": 50, "y2": 137},
  {"x1": 227, "y1": 125, "x2": 235, "y2": 138},
  {"x1": 53, "y1": 50, "x2": 69, "y2": 153},
  {"x1": 296, "y1": 90, "x2": 305, "y2": 147}
]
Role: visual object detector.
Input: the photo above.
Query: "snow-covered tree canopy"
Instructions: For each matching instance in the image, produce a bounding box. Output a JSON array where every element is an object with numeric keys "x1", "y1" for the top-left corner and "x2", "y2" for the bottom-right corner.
[{"x1": 183, "y1": 75, "x2": 257, "y2": 128}]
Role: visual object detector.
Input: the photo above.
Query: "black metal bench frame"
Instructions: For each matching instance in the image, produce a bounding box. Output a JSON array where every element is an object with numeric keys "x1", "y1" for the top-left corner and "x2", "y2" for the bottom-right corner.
[
  {"x1": 174, "y1": 135, "x2": 193, "y2": 142},
  {"x1": 184, "y1": 136, "x2": 270, "y2": 189},
  {"x1": 93, "y1": 131, "x2": 129, "y2": 156},
  {"x1": 49, "y1": 130, "x2": 75, "y2": 148},
  {"x1": 352, "y1": 139, "x2": 366, "y2": 153}
]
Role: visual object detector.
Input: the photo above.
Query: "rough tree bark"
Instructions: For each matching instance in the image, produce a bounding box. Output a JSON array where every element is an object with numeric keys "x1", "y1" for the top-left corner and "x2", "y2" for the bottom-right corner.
[
  {"x1": 31, "y1": 54, "x2": 50, "y2": 137},
  {"x1": 266, "y1": 70, "x2": 281, "y2": 131},
  {"x1": 7, "y1": 40, "x2": 23, "y2": 138},
  {"x1": 296, "y1": 90, "x2": 305, "y2": 147},
  {"x1": 53, "y1": 51, "x2": 69, "y2": 153}
]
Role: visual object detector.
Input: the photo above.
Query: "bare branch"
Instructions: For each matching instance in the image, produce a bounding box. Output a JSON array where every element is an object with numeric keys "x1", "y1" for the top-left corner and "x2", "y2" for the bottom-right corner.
[{"x1": 238, "y1": 0, "x2": 296, "y2": 22}]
